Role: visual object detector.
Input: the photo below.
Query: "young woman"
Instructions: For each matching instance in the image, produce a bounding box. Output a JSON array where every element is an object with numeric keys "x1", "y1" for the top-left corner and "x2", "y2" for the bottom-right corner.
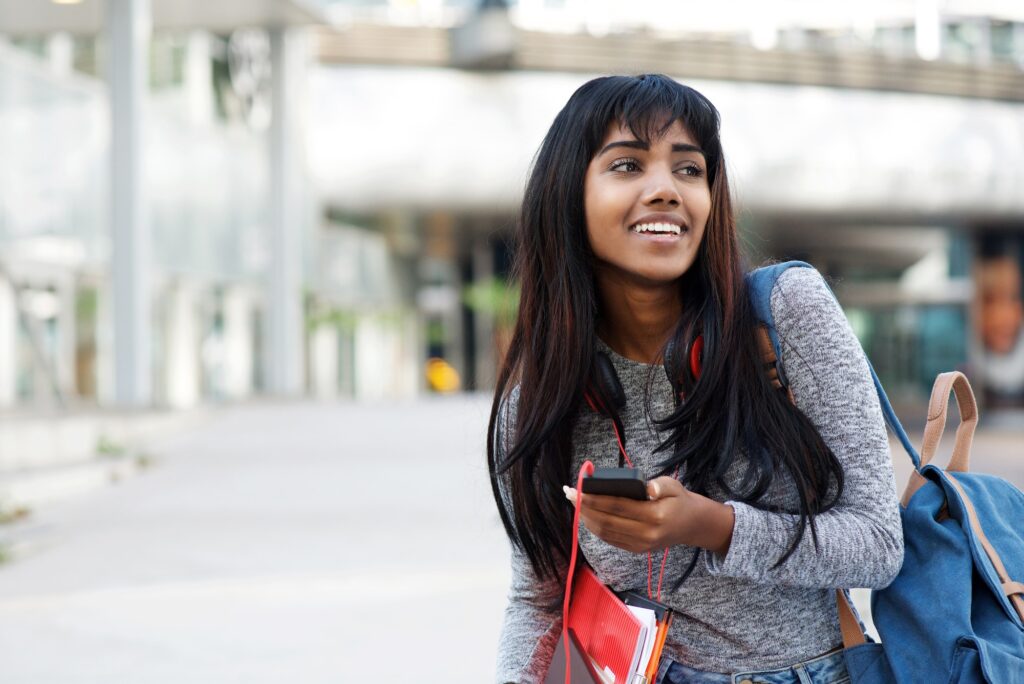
[{"x1": 487, "y1": 74, "x2": 903, "y2": 684}]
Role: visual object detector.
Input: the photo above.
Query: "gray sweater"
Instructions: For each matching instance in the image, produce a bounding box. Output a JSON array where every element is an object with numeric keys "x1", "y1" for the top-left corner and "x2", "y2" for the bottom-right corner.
[{"x1": 494, "y1": 267, "x2": 903, "y2": 682}]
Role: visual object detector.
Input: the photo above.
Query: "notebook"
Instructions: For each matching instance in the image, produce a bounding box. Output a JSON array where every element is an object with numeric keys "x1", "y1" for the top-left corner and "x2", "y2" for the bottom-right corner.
[{"x1": 627, "y1": 605, "x2": 658, "y2": 675}]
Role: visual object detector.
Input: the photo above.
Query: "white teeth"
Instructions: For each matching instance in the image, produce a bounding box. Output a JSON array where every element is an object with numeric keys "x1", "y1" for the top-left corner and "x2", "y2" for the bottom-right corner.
[{"x1": 631, "y1": 222, "x2": 683, "y2": 235}]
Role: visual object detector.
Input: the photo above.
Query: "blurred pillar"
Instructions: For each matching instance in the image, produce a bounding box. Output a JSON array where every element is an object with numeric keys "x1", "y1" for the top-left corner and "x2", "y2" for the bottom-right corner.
[
  {"x1": 96, "y1": 282, "x2": 115, "y2": 404},
  {"x1": 222, "y1": 288, "x2": 254, "y2": 400},
  {"x1": 973, "y1": 18, "x2": 992, "y2": 66},
  {"x1": 108, "y1": 0, "x2": 152, "y2": 407},
  {"x1": 46, "y1": 32, "x2": 73, "y2": 77},
  {"x1": 398, "y1": 314, "x2": 419, "y2": 398},
  {"x1": 472, "y1": 237, "x2": 495, "y2": 390},
  {"x1": 184, "y1": 32, "x2": 214, "y2": 126},
  {"x1": 446, "y1": 274, "x2": 465, "y2": 390},
  {"x1": 56, "y1": 276, "x2": 77, "y2": 399},
  {"x1": 310, "y1": 324, "x2": 338, "y2": 399},
  {"x1": 0, "y1": 276, "x2": 15, "y2": 407},
  {"x1": 164, "y1": 281, "x2": 199, "y2": 408},
  {"x1": 914, "y1": 0, "x2": 941, "y2": 61},
  {"x1": 423, "y1": 212, "x2": 464, "y2": 387},
  {"x1": 265, "y1": 27, "x2": 305, "y2": 396}
]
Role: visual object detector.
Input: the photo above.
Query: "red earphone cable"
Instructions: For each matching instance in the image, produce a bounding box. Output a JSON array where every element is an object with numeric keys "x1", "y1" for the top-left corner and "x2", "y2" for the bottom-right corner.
[
  {"x1": 610, "y1": 419, "x2": 680, "y2": 601},
  {"x1": 609, "y1": 419, "x2": 633, "y2": 470},
  {"x1": 563, "y1": 460, "x2": 594, "y2": 684},
  {"x1": 647, "y1": 552, "x2": 654, "y2": 598}
]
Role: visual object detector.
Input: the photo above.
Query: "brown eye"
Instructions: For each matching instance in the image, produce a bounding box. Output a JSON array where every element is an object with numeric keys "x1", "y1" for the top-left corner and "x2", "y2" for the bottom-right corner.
[
  {"x1": 677, "y1": 164, "x2": 704, "y2": 178},
  {"x1": 609, "y1": 159, "x2": 641, "y2": 173}
]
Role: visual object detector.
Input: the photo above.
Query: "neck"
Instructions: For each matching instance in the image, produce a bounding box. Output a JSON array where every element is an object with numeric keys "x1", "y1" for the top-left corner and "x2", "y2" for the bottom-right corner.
[{"x1": 594, "y1": 270, "x2": 682, "y2": 364}]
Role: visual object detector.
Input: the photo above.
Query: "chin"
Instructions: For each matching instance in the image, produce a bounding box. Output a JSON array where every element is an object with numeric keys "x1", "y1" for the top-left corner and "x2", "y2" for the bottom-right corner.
[
  {"x1": 637, "y1": 262, "x2": 696, "y2": 284},
  {"x1": 631, "y1": 269, "x2": 689, "y2": 287}
]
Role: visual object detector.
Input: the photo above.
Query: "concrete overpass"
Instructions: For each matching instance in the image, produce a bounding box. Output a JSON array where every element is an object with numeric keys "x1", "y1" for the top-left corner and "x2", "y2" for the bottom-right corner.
[
  {"x1": 307, "y1": 22, "x2": 1024, "y2": 288},
  {"x1": 310, "y1": 23, "x2": 1024, "y2": 224}
]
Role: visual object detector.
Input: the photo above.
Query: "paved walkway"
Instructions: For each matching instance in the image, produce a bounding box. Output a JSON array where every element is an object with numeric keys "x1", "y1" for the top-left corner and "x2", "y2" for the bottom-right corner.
[
  {"x1": 0, "y1": 396, "x2": 510, "y2": 683},
  {"x1": 0, "y1": 396, "x2": 1020, "y2": 682}
]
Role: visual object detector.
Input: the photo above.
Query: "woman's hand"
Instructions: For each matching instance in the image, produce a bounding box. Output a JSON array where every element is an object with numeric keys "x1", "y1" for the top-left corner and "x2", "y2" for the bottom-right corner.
[{"x1": 564, "y1": 477, "x2": 735, "y2": 557}]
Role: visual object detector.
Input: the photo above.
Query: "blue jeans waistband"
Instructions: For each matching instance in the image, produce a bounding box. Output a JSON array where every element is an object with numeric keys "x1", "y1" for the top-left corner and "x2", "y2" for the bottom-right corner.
[{"x1": 659, "y1": 647, "x2": 849, "y2": 684}]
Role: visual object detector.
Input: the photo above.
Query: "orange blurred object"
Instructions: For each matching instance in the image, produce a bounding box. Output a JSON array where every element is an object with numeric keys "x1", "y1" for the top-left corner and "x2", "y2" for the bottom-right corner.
[{"x1": 425, "y1": 357, "x2": 460, "y2": 393}]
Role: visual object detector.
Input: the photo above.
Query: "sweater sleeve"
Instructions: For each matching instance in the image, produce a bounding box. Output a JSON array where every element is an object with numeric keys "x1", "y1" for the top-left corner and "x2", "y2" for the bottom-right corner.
[
  {"x1": 705, "y1": 267, "x2": 904, "y2": 589},
  {"x1": 494, "y1": 386, "x2": 564, "y2": 684}
]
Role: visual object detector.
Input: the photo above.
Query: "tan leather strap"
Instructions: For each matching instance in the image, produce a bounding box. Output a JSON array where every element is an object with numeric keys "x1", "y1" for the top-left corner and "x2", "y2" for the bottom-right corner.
[
  {"x1": 836, "y1": 589, "x2": 866, "y2": 648},
  {"x1": 946, "y1": 474, "x2": 1024, "y2": 623},
  {"x1": 901, "y1": 374, "x2": 1023, "y2": 624},
  {"x1": 919, "y1": 372, "x2": 977, "y2": 473},
  {"x1": 756, "y1": 327, "x2": 782, "y2": 388},
  {"x1": 756, "y1": 326, "x2": 795, "y2": 404}
]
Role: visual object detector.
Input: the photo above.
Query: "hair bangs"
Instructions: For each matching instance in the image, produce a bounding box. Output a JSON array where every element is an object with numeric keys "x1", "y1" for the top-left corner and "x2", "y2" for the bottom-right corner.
[{"x1": 582, "y1": 75, "x2": 723, "y2": 182}]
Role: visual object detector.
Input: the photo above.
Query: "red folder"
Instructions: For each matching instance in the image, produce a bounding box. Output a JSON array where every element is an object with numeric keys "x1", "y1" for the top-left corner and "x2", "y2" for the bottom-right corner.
[{"x1": 567, "y1": 564, "x2": 645, "y2": 683}]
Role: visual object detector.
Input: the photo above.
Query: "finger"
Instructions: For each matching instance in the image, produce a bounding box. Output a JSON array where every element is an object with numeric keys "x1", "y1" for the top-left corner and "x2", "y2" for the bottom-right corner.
[
  {"x1": 580, "y1": 515, "x2": 645, "y2": 551},
  {"x1": 580, "y1": 507, "x2": 660, "y2": 549},
  {"x1": 582, "y1": 518, "x2": 656, "y2": 553},
  {"x1": 581, "y1": 493, "x2": 652, "y2": 522}
]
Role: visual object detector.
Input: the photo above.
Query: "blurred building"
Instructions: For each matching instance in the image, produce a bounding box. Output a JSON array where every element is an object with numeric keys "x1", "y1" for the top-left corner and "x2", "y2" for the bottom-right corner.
[
  {"x1": 2, "y1": 1, "x2": 1023, "y2": 414},
  {"x1": 0, "y1": 0, "x2": 368, "y2": 410}
]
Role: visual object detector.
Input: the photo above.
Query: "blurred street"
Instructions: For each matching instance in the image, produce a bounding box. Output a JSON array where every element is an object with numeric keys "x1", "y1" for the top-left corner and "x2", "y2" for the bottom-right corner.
[
  {"x1": 0, "y1": 397, "x2": 1021, "y2": 682},
  {"x1": 2, "y1": 1, "x2": 1024, "y2": 681},
  {"x1": 0, "y1": 396, "x2": 510, "y2": 683}
]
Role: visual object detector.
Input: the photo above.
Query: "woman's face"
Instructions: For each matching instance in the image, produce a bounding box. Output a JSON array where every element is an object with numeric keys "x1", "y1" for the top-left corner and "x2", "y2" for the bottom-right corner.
[{"x1": 583, "y1": 119, "x2": 711, "y2": 288}]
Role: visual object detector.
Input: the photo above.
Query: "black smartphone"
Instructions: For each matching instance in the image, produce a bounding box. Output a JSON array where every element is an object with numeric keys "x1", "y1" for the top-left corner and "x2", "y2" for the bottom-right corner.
[{"x1": 580, "y1": 467, "x2": 648, "y2": 500}]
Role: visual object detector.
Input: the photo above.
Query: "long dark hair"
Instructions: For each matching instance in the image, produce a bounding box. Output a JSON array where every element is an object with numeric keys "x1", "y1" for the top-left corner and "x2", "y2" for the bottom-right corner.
[{"x1": 487, "y1": 74, "x2": 844, "y2": 583}]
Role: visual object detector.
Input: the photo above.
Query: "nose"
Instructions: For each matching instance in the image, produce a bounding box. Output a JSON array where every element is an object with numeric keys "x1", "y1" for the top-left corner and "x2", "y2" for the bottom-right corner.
[{"x1": 641, "y1": 168, "x2": 682, "y2": 207}]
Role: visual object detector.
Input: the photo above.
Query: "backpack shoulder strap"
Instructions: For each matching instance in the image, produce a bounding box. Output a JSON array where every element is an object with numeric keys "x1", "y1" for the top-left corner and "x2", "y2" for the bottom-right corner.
[
  {"x1": 745, "y1": 261, "x2": 922, "y2": 469},
  {"x1": 747, "y1": 261, "x2": 812, "y2": 390}
]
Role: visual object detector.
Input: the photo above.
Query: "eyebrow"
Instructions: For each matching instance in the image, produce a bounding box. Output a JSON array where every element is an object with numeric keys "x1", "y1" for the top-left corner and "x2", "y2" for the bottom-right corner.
[{"x1": 597, "y1": 140, "x2": 705, "y2": 157}]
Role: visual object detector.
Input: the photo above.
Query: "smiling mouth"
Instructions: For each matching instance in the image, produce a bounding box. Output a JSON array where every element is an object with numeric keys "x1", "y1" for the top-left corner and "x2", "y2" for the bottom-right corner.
[{"x1": 630, "y1": 222, "x2": 686, "y2": 236}]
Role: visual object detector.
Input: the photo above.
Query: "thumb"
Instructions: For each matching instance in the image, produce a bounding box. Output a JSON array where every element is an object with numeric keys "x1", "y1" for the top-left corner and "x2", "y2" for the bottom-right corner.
[{"x1": 647, "y1": 476, "x2": 679, "y2": 501}]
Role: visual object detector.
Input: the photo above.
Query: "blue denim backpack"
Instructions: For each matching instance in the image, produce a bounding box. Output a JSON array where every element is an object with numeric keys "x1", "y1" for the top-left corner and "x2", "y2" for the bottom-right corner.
[{"x1": 748, "y1": 261, "x2": 1024, "y2": 684}]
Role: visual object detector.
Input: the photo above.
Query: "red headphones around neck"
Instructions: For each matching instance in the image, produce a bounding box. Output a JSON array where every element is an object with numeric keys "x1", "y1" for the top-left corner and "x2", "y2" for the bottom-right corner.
[{"x1": 584, "y1": 334, "x2": 704, "y2": 419}]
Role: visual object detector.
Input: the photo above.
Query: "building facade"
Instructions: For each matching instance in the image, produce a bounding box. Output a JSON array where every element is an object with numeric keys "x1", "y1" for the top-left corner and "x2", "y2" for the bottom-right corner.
[{"x1": 2, "y1": 1, "x2": 1024, "y2": 415}]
